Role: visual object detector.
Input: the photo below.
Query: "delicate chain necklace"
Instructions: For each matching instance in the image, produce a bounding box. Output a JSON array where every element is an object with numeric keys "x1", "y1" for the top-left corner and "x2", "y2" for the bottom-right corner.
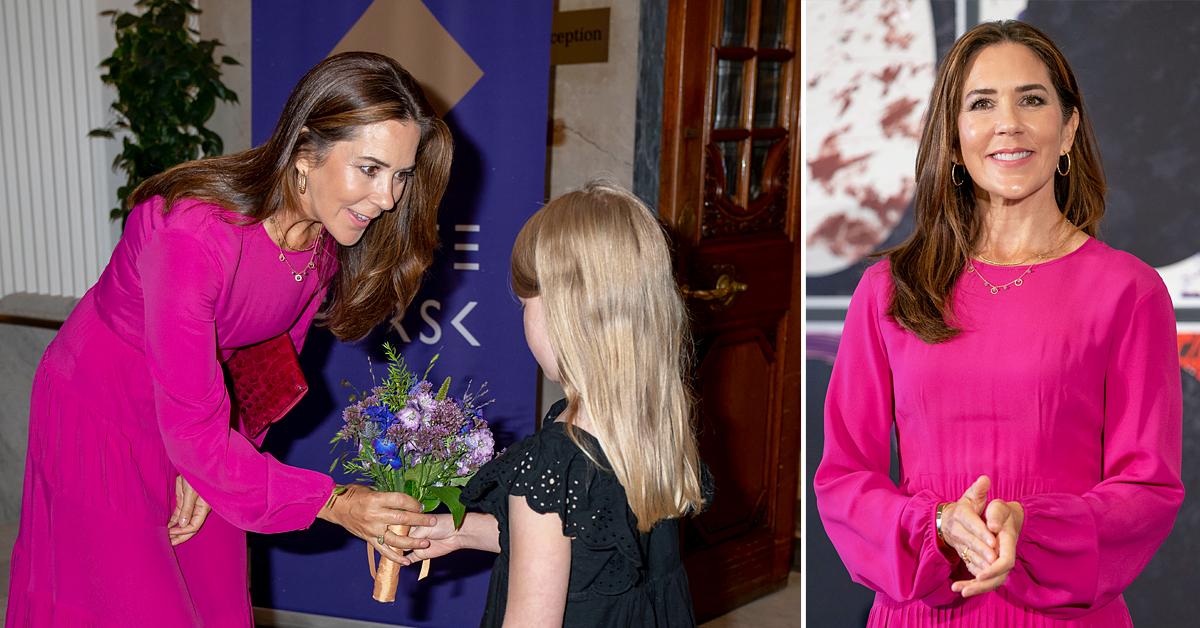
[
  {"x1": 976, "y1": 253, "x2": 1035, "y2": 266},
  {"x1": 967, "y1": 224, "x2": 1076, "y2": 295},
  {"x1": 270, "y1": 215, "x2": 323, "y2": 282},
  {"x1": 966, "y1": 262, "x2": 1035, "y2": 294}
]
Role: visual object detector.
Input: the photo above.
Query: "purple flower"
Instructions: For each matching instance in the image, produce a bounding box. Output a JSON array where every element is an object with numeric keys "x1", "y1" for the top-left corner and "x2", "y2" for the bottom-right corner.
[
  {"x1": 396, "y1": 406, "x2": 421, "y2": 430},
  {"x1": 465, "y1": 430, "x2": 495, "y2": 459}
]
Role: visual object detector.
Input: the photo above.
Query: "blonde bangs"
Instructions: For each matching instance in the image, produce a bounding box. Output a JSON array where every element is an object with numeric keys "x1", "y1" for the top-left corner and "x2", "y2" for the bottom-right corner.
[{"x1": 510, "y1": 208, "x2": 543, "y2": 299}]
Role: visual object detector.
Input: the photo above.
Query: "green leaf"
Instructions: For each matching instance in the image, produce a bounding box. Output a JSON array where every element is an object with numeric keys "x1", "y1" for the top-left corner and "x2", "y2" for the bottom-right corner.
[
  {"x1": 428, "y1": 487, "x2": 467, "y2": 529},
  {"x1": 221, "y1": 55, "x2": 240, "y2": 66},
  {"x1": 114, "y1": 12, "x2": 136, "y2": 30},
  {"x1": 420, "y1": 497, "x2": 441, "y2": 514},
  {"x1": 88, "y1": 128, "x2": 114, "y2": 138},
  {"x1": 436, "y1": 376, "x2": 452, "y2": 401},
  {"x1": 423, "y1": 354, "x2": 440, "y2": 380},
  {"x1": 193, "y1": 90, "x2": 216, "y2": 123}
]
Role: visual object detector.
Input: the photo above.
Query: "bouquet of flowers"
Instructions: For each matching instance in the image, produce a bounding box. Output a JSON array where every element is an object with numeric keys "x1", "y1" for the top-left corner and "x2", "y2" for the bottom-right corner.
[{"x1": 331, "y1": 343, "x2": 495, "y2": 602}]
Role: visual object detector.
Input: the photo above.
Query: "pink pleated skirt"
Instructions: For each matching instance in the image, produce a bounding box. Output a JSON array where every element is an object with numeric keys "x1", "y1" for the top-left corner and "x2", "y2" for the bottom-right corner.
[{"x1": 868, "y1": 589, "x2": 1132, "y2": 627}]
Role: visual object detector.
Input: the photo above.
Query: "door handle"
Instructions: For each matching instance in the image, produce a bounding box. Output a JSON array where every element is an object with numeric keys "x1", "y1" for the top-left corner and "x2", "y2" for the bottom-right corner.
[{"x1": 681, "y1": 274, "x2": 748, "y2": 307}]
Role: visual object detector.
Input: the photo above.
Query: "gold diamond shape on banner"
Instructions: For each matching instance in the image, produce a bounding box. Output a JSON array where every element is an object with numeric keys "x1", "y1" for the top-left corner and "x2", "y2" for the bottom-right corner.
[{"x1": 331, "y1": 0, "x2": 483, "y2": 115}]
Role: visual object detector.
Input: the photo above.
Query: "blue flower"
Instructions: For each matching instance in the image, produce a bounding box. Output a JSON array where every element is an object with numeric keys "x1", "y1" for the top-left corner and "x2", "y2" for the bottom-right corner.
[
  {"x1": 374, "y1": 438, "x2": 398, "y2": 458},
  {"x1": 364, "y1": 404, "x2": 393, "y2": 424}
]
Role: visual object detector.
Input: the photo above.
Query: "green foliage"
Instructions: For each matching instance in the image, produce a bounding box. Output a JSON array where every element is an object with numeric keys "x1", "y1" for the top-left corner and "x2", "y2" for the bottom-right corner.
[
  {"x1": 427, "y1": 486, "x2": 467, "y2": 528},
  {"x1": 90, "y1": 0, "x2": 239, "y2": 222},
  {"x1": 379, "y1": 343, "x2": 417, "y2": 410}
]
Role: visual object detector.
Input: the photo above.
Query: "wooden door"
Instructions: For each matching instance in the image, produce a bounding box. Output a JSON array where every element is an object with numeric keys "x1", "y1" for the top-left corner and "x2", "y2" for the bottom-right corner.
[{"x1": 659, "y1": 0, "x2": 801, "y2": 620}]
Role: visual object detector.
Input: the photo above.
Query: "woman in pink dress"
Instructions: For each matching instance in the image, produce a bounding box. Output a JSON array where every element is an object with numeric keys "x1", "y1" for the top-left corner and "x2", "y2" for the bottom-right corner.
[
  {"x1": 814, "y1": 21, "x2": 1183, "y2": 626},
  {"x1": 6, "y1": 52, "x2": 448, "y2": 626}
]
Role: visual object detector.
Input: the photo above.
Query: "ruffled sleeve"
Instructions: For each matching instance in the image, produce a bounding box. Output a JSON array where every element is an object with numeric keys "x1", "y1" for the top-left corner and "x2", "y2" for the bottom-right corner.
[{"x1": 462, "y1": 419, "x2": 645, "y2": 595}]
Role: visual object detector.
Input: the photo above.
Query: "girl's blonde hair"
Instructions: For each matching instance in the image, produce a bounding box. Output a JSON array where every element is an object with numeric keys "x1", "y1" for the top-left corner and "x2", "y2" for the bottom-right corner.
[{"x1": 511, "y1": 180, "x2": 706, "y2": 531}]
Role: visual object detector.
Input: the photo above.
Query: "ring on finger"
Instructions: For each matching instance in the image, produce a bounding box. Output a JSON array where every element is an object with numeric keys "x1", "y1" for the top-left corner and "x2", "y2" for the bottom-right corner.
[
  {"x1": 960, "y1": 548, "x2": 971, "y2": 565},
  {"x1": 377, "y1": 533, "x2": 387, "y2": 546}
]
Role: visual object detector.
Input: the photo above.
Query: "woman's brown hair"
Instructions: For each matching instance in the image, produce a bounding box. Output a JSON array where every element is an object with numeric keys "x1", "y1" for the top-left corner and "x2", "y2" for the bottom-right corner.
[
  {"x1": 131, "y1": 52, "x2": 453, "y2": 340},
  {"x1": 886, "y1": 20, "x2": 1105, "y2": 343}
]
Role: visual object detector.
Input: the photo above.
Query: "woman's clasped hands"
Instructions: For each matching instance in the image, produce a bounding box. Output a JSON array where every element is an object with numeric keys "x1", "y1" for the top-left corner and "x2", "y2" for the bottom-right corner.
[{"x1": 937, "y1": 475, "x2": 1025, "y2": 598}]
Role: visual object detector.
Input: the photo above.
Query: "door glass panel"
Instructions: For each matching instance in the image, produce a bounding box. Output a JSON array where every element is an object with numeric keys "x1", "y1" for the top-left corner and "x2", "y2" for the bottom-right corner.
[
  {"x1": 713, "y1": 59, "x2": 744, "y2": 129},
  {"x1": 753, "y1": 60, "x2": 783, "y2": 129},
  {"x1": 720, "y1": 0, "x2": 750, "y2": 47},
  {"x1": 760, "y1": 0, "x2": 787, "y2": 49},
  {"x1": 716, "y1": 140, "x2": 742, "y2": 198},
  {"x1": 749, "y1": 138, "x2": 777, "y2": 201}
]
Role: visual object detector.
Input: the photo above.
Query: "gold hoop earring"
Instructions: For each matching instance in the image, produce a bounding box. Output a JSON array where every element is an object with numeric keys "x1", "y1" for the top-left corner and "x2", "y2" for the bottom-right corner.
[
  {"x1": 1057, "y1": 153, "x2": 1071, "y2": 177},
  {"x1": 298, "y1": 173, "x2": 308, "y2": 195},
  {"x1": 951, "y1": 163, "x2": 964, "y2": 187}
]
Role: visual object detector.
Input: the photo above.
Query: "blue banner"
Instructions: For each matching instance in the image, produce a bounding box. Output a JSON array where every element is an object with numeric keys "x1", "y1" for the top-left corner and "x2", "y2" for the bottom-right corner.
[{"x1": 249, "y1": 1, "x2": 550, "y2": 624}]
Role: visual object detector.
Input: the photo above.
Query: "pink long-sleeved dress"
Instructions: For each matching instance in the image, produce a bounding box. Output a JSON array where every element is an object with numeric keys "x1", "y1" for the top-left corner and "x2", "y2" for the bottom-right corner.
[
  {"x1": 814, "y1": 238, "x2": 1184, "y2": 627},
  {"x1": 6, "y1": 197, "x2": 337, "y2": 627}
]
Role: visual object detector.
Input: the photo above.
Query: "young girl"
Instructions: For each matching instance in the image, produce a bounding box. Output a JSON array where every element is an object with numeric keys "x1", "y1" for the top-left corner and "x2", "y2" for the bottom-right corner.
[{"x1": 404, "y1": 181, "x2": 710, "y2": 626}]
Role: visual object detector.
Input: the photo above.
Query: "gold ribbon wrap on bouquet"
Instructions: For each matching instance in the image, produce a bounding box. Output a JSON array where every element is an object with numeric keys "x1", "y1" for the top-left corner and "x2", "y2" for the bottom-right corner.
[{"x1": 368, "y1": 524, "x2": 431, "y2": 602}]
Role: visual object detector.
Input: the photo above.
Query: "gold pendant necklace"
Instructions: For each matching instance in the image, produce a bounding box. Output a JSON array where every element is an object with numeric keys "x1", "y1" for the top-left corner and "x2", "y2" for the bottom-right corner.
[
  {"x1": 966, "y1": 262, "x2": 1034, "y2": 294},
  {"x1": 968, "y1": 223, "x2": 1076, "y2": 295},
  {"x1": 270, "y1": 216, "x2": 323, "y2": 282}
]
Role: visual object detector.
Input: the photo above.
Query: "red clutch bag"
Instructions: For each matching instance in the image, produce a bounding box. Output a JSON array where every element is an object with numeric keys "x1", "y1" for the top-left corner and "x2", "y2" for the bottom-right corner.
[{"x1": 224, "y1": 334, "x2": 308, "y2": 438}]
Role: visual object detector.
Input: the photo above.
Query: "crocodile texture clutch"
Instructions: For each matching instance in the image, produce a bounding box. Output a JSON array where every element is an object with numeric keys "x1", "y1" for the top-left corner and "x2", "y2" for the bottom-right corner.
[{"x1": 225, "y1": 334, "x2": 308, "y2": 438}]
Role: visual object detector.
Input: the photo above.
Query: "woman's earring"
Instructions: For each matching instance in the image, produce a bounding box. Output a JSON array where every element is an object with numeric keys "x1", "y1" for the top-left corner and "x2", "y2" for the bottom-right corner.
[
  {"x1": 298, "y1": 172, "x2": 308, "y2": 195},
  {"x1": 951, "y1": 163, "x2": 965, "y2": 187},
  {"x1": 1056, "y1": 153, "x2": 1071, "y2": 177}
]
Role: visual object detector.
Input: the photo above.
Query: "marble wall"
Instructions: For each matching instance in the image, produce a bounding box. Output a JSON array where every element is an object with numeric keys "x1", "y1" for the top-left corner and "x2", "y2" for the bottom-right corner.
[{"x1": 547, "y1": 0, "x2": 642, "y2": 198}]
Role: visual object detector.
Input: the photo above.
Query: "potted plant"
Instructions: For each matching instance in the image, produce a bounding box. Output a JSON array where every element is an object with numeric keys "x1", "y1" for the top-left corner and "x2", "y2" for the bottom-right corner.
[{"x1": 89, "y1": 0, "x2": 239, "y2": 223}]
